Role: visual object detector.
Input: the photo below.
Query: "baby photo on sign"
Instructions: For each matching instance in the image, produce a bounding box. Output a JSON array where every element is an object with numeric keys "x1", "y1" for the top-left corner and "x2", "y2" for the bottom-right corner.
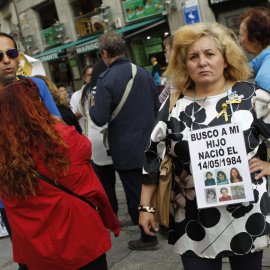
[
  {"x1": 203, "y1": 171, "x2": 216, "y2": 186},
  {"x1": 219, "y1": 187, "x2": 232, "y2": 202},
  {"x1": 204, "y1": 188, "x2": 217, "y2": 204},
  {"x1": 216, "y1": 169, "x2": 229, "y2": 185},
  {"x1": 231, "y1": 185, "x2": 246, "y2": 200}
]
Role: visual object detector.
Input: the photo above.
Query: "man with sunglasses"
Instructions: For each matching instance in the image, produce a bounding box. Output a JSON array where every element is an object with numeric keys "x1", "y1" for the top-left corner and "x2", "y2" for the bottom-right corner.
[{"x1": 0, "y1": 32, "x2": 61, "y2": 270}]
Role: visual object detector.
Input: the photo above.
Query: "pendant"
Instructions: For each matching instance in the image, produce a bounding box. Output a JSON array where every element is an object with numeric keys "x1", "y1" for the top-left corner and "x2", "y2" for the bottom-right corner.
[
  {"x1": 226, "y1": 91, "x2": 243, "y2": 104},
  {"x1": 217, "y1": 103, "x2": 228, "y2": 122}
]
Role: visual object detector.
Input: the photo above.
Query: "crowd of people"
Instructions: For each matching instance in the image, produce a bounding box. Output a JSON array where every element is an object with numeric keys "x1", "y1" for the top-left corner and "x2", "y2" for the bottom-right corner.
[{"x1": 0, "y1": 5, "x2": 269, "y2": 270}]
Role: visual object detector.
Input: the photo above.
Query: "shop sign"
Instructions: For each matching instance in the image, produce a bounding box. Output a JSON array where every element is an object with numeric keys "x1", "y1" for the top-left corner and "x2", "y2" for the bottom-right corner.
[
  {"x1": 183, "y1": 0, "x2": 201, "y2": 25},
  {"x1": 41, "y1": 27, "x2": 62, "y2": 48},
  {"x1": 209, "y1": 0, "x2": 229, "y2": 4},
  {"x1": 76, "y1": 40, "x2": 98, "y2": 54},
  {"x1": 35, "y1": 49, "x2": 64, "y2": 62},
  {"x1": 123, "y1": 0, "x2": 166, "y2": 22},
  {"x1": 36, "y1": 52, "x2": 59, "y2": 62},
  {"x1": 208, "y1": 0, "x2": 266, "y2": 8}
]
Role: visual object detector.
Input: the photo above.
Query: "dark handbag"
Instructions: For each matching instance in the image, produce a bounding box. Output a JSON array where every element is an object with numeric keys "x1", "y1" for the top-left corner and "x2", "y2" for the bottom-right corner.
[{"x1": 37, "y1": 171, "x2": 100, "y2": 213}]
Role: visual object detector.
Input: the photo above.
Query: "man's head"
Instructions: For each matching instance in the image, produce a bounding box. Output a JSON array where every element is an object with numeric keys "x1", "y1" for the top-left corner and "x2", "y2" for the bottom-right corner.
[
  {"x1": 239, "y1": 7, "x2": 270, "y2": 55},
  {"x1": 98, "y1": 32, "x2": 125, "y2": 66},
  {"x1": 0, "y1": 33, "x2": 20, "y2": 89},
  {"x1": 163, "y1": 35, "x2": 173, "y2": 64},
  {"x1": 151, "y1": 57, "x2": 157, "y2": 65},
  {"x1": 82, "y1": 65, "x2": 93, "y2": 84},
  {"x1": 56, "y1": 82, "x2": 68, "y2": 100}
]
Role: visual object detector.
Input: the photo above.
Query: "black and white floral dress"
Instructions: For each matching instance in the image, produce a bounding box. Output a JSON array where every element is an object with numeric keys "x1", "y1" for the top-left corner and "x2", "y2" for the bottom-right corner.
[{"x1": 143, "y1": 81, "x2": 270, "y2": 259}]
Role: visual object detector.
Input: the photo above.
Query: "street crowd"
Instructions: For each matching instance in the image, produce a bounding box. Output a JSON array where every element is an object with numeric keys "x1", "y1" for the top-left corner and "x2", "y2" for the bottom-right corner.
[{"x1": 0, "y1": 5, "x2": 270, "y2": 270}]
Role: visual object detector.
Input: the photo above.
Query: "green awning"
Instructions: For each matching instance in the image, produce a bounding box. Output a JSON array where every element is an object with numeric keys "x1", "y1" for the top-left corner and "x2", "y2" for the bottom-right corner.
[
  {"x1": 115, "y1": 16, "x2": 164, "y2": 34},
  {"x1": 76, "y1": 16, "x2": 166, "y2": 55},
  {"x1": 35, "y1": 16, "x2": 166, "y2": 61},
  {"x1": 34, "y1": 34, "x2": 101, "y2": 62}
]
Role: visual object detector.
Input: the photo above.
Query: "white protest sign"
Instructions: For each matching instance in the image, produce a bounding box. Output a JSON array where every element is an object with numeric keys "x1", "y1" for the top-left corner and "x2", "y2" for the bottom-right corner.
[{"x1": 188, "y1": 123, "x2": 254, "y2": 209}]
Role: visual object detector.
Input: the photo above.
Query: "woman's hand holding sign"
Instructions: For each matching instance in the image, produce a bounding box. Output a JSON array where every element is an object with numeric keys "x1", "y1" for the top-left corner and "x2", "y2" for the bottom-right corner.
[{"x1": 249, "y1": 157, "x2": 270, "y2": 180}]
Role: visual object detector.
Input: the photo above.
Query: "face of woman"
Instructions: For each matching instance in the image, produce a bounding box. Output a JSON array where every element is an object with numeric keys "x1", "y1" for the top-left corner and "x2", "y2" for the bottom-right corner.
[
  {"x1": 221, "y1": 189, "x2": 228, "y2": 197},
  {"x1": 231, "y1": 169, "x2": 238, "y2": 178},
  {"x1": 239, "y1": 20, "x2": 259, "y2": 55},
  {"x1": 186, "y1": 36, "x2": 226, "y2": 87},
  {"x1": 209, "y1": 191, "x2": 215, "y2": 199}
]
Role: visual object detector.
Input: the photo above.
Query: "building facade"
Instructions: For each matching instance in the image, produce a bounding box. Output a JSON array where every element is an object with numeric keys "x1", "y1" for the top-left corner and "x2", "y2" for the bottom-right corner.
[{"x1": 0, "y1": 0, "x2": 268, "y2": 89}]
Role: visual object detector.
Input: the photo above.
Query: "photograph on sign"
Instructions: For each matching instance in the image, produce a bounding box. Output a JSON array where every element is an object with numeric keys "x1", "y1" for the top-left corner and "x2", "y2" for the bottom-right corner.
[{"x1": 188, "y1": 123, "x2": 254, "y2": 209}]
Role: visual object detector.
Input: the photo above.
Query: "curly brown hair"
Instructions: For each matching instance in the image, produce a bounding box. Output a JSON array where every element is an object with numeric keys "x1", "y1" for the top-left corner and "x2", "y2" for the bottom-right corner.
[
  {"x1": 34, "y1": 75, "x2": 70, "y2": 108},
  {"x1": 166, "y1": 22, "x2": 251, "y2": 111},
  {"x1": 0, "y1": 78, "x2": 71, "y2": 198}
]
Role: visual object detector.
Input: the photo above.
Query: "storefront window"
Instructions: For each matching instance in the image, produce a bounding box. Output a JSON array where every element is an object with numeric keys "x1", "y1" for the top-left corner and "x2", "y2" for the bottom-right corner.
[
  {"x1": 70, "y1": 0, "x2": 107, "y2": 37},
  {"x1": 36, "y1": 2, "x2": 58, "y2": 30}
]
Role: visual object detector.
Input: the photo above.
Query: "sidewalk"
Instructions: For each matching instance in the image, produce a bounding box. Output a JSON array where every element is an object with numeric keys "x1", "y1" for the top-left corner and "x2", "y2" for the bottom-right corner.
[{"x1": 1, "y1": 175, "x2": 270, "y2": 269}]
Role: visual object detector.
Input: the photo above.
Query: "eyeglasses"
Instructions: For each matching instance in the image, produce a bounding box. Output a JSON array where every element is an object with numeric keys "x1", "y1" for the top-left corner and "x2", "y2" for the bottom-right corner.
[
  {"x1": 84, "y1": 73, "x2": 92, "y2": 77},
  {"x1": 0, "y1": 49, "x2": 19, "y2": 62}
]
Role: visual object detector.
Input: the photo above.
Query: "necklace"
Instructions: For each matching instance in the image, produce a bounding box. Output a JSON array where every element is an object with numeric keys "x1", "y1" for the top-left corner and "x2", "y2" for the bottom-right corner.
[{"x1": 190, "y1": 81, "x2": 236, "y2": 131}]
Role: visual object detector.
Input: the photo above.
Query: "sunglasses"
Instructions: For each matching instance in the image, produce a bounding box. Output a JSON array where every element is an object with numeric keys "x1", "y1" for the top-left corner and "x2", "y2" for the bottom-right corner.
[{"x1": 0, "y1": 49, "x2": 19, "y2": 62}]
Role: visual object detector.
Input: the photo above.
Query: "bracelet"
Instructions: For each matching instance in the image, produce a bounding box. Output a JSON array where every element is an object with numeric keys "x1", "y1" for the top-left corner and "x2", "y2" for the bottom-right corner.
[{"x1": 138, "y1": 205, "x2": 156, "y2": 213}]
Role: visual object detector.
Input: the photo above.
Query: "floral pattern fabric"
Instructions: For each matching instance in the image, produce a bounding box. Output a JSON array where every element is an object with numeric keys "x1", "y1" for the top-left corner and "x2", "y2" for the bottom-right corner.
[{"x1": 143, "y1": 81, "x2": 270, "y2": 259}]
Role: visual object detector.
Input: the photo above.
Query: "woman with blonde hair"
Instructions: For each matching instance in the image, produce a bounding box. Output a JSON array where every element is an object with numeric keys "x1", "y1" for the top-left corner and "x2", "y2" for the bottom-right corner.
[
  {"x1": 139, "y1": 22, "x2": 270, "y2": 269},
  {"x1": 0, "y1": 78, "x2": 119, "y2": 269},
  {"x1": 35, "y1": 75, "x2": 82, "y2": 134}
]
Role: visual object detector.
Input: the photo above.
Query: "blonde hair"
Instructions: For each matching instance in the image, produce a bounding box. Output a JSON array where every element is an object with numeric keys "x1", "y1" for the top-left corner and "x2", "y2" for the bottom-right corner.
[
  {"x1": 34, "y1": 75, "x2": 70, "y2": 108},
  {"x1": 166, "y1": 22, "x2": 251, "y2": 111}
]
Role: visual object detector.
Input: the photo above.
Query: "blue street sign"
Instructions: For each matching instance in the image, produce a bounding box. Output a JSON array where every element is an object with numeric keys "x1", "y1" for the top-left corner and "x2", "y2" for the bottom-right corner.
[{"x1": 183, "y1": 1, "x2": 201, "y2": 25}]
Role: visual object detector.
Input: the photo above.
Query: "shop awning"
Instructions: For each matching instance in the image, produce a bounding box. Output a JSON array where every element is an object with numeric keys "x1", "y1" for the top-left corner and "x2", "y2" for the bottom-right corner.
[
  {"x1": 35, "y1": 16, "x2": 167, "y2": 61},
  {"x1": 76, "y1": 16, "x2": 166, "y2": 55},
  {"x1": 34, "y1": 34, "x2": 101, "y2": 62}
]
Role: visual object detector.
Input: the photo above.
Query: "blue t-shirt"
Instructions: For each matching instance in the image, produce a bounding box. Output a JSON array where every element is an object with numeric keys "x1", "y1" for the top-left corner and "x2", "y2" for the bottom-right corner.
[
  {"x1": 29, "y1": 77, "x2": 61, "y2": 118},
  {"x1": 0, "y1": 76, "x2": 61, "y2": 208},
  {"x1": 205, "y1": 178, "x2": 216, "y2": 186}
]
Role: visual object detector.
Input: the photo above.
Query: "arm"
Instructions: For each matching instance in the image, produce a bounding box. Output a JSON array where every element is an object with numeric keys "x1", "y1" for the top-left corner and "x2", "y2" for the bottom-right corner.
[
  {"x1": 89, "y1": 79, "x2": 113, "y2": 127},
  {"x1": 140, "y1": 97, "x2": 170, "y2": 235},
  {"x1": 70, "y1": 91, "x2": 83, "y2": 119},
  {"x1": 249, "y1": 88, "x2": 270, "y2": 178},
  {"x1": 139, "y1": 183, "x2": 159, "y2": 236}
]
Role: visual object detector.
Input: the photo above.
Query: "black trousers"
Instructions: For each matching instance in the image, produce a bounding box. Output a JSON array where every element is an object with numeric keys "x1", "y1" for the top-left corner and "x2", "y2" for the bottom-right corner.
[
  {"x1": 117, "y1": 169, "x2": 157, "y2": 242},
  {"x1": 91, "y1": 162, "x2": 118, "y2": 215},
  {"x1": 79, "y1": 254, "x2": 107, "y2": 270},
  {"x1": 181, "y1": 250, "x2": 263, "y2": 270}
]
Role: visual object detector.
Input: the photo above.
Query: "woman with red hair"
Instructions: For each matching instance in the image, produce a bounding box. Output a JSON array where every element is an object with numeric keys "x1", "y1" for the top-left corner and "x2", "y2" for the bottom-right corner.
[{"x1": 0, "y1": 78, "x2": 119, "y2": 270}]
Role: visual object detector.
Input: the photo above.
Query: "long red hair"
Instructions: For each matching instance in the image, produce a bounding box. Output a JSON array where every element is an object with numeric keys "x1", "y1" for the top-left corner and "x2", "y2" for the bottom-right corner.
[{"x1": 0, "y1": 78, "x2": 70, "y2": 198}]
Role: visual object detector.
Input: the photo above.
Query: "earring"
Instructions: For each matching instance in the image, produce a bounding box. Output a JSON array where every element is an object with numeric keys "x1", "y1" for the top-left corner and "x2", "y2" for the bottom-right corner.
[{"x1": 224, "y1": 64, "x2": 227, "y2": 68}]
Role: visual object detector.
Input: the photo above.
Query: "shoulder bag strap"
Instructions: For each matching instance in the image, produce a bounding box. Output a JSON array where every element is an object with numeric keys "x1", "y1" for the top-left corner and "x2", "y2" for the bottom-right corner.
[
  {"x1": 37, "y1": 171, "x2": 100, "y2": 212},
  {"x1": 109, "y1": 63, "x2": 137, "y2": 122}
]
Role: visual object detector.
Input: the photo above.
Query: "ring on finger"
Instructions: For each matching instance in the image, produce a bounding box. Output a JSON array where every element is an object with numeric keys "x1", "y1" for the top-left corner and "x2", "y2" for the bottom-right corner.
[{"x1": 260, "y1": 165, "x2": 263, "y2": 171}]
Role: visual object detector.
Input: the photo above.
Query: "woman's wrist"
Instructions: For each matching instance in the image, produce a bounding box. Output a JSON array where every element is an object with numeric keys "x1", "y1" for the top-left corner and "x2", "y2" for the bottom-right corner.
[{"x1": 138, "y1": 205, "x2": 156, "y2": 213}]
